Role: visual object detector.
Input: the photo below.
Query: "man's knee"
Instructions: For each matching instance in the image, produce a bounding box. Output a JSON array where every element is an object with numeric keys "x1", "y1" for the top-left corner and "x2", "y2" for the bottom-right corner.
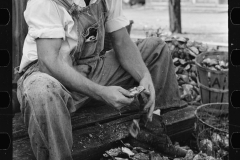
[
  {"x1": 138, "y1": 37, "x2": 171, "y2": 63},
  {"x1": 22, "y1": 73, "x2": 63, "y2": 112},
  {"x1": 25, "y1": 73, "x2": 61, "y2": 94},
  {"x1": 147, "y1": 37, "x2": 165, "y2": 46},
  {"x1": 138, "y1": 37, "x2": 166, "y2": 49}
]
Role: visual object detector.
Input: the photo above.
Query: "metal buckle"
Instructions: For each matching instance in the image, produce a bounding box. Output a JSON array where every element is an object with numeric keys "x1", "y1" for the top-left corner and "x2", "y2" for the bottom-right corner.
[
  {"x1": 69, "y1": 3, "x2": 78, "y2": 14},
  {"x1": 86, "y1": 9, "x2": 92, "y2": 17}
]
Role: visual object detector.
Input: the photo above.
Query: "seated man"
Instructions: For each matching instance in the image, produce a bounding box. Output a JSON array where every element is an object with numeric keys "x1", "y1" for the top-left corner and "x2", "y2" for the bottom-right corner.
[{"x1": 15, "y1": 0, "x2": 185, "y2": 159}]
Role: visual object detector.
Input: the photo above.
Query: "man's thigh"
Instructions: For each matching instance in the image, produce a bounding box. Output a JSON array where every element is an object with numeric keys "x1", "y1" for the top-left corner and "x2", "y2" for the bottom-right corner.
[
  {"x1": 91, "y1": 37, "x2": 167, "y2": 88},
  {"x1": 92, "y1": 49, "x2": 136, "y2": 88},
  {"x1": 17, "y1": 69, "x2": 76, "y2": 113}
]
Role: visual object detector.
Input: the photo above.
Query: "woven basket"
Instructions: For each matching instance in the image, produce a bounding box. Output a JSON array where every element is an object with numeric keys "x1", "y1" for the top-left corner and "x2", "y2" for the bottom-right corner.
[
  {"x1": 195, "y1": 51, "x2": 228, "y2": 104},
  {"x1": 195, "y1": 103, "x2": 229, "y2": 159}
]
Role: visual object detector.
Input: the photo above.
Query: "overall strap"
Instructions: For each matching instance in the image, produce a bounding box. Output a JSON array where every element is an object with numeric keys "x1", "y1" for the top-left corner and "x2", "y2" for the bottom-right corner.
[
  {"x1": 100, "y1": 0, "x2": 108, "y2": 24},
  {"x1": 51, "y1": 0, "x2": 78, "y2": 15},
  {"x1": 101, "y1": 0, "x2": 108, "y2": 13}
]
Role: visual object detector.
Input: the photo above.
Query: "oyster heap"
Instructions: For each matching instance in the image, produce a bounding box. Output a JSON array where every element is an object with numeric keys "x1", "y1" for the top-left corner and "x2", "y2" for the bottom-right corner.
[
  {"x1": 200, "y1": 58, "x2": 228, "y2": 71},
  {"x1": 198, "y1": 133, "x2": 229, "y2": 159},
  {"x1": 101, "y1": 142, "x2": 225, "y2": 160},
  {"x1": 164, "y1": 36, "x2": 208, "y2": 105}
]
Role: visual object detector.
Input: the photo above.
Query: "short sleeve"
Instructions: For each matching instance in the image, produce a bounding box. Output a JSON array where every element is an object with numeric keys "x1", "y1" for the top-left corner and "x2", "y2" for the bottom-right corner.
[
  {"x1": 105, "y1": 0, "x2": 130, "y2": 33},
  {"x1": 24, "y1": 0, "x2": 66, "y2": 40}
]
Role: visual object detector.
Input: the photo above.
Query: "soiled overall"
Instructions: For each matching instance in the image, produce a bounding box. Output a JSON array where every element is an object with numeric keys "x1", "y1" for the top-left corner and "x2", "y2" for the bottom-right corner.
[{"x1": 17, "y1": 0, "x2": 181, "y2": 159}]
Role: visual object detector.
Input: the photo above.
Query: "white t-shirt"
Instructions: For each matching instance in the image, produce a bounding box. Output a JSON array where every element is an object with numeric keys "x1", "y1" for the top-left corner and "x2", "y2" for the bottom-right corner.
[{"x1": 19, "y1": 0, "x2": 129, "y2": 72}]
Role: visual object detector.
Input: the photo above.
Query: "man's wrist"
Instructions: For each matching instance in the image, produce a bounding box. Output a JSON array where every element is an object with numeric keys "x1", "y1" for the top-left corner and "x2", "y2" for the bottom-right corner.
[
  {"x1": 93, "y1": 85, "x2": 106, "y2": 101},
  {"x1": 139, "y1": 71, "x2": 152, "y2": 82}
]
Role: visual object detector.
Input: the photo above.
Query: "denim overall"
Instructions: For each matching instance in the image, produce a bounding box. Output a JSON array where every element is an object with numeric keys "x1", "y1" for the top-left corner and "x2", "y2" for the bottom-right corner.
[{"x1": 16, "y1": 0, "x2": 181, "y2": 159}]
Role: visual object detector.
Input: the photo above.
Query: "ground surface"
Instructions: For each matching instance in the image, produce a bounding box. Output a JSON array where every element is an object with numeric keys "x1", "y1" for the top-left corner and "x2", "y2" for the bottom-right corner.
[{"x1": 123, "y1": 5, "x2": 228, "y2": 43}]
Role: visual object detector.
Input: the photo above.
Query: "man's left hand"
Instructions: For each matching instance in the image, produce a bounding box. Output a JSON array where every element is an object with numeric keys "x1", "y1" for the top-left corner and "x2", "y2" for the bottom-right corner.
[{"x1": 139, "y1": 75, "x2": 155, "y2": 122}]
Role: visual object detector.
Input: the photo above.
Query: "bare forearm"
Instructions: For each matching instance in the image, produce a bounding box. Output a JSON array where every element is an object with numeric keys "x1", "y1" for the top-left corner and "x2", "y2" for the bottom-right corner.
[
  {"x1": 39, "y1": 56, "x2": 103, "y2": 100},
  {"x1": 112, "y1": 28, "x2": 151, "y2": 82},
  {"x1": 111, "y1": 28, "x2": 156, "y2": 120}
]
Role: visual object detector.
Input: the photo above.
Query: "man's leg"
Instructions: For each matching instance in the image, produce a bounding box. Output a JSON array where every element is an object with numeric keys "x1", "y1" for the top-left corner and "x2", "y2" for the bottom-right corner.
[
  {"x1": 17, "y1": 71, "x2": 75, "y2": 160},
  {"x1": 137, "y1": 37, "x2": 181, "y2": 109},
  {"x1": 93, "y1": 37, "x2": 180, "y2": 110}
]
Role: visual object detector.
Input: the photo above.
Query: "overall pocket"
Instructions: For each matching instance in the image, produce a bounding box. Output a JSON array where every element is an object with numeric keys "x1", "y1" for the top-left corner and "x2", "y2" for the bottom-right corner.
[{"x1": 81, "y1": 23, "x2": 99, "y2": 57}]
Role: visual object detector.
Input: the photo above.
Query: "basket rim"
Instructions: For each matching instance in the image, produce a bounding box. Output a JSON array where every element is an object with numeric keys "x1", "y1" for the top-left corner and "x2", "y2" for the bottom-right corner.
[
  {"x1": 194, "y1": 51, "x2": 228, "y2": 74},
  {"x1": 194, "y1": 103, "x2": 229, "y2": 134}
]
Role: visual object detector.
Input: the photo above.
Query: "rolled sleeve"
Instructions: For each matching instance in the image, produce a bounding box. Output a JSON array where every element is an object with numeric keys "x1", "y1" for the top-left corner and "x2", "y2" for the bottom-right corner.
[
  {"x1": 28, "y1": 27, "x2": 65, "y2": 40},
  {"x1": 24, "y1": 0, "x2": 66, "y2": 40},
  {"x1": 105, "y1": 0, "x2": 130, "y2": 33},
  {"x1": 105, "y1": 15, "x2": 129, "y2": 33}
]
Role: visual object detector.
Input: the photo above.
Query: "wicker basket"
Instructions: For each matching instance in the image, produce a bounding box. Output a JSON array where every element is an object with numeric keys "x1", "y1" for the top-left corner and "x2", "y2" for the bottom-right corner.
[
  {"x1": 195, "y1": 103, "x2": 229, "y2": 159},
  {"x1": 195, "y1": 51, "x2": 228, "y2": 104}
]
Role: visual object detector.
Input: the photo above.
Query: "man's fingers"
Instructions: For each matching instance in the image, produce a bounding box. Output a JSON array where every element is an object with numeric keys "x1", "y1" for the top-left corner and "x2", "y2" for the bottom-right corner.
[
  {"x1": 143, "y1": 98, "x2": 153, "y2": 111},
  {"x1": 143, "y1": 85, "x2": 155, "y2": 122},
  {"x1": 143, "y1": 85, "x2": 154, "y2": 110},
  {"x1": 143, "y1": 89, "x2": 150, "y2": 96},
  {"x1": 117, "y1": 87, "x2": 134, "y2": 104},
  {"x1": 147, "y1": 103, "x2": 155, "y2": 121},
  {"x1": 118, "y1": 87, "x2": 132, "y2": 97},
  {"x1": 121, "y1": 97, "x2": 134, "y2": 105}
]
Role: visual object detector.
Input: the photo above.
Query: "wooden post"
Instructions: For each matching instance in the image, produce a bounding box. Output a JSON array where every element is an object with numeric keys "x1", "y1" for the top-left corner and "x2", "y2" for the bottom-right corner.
[
  {"x1": 168, "y1": 0, "x2": 182, "y2": 33},
  {"x1": 12, "y1": 0, "x2": 28, "y2": 82}
]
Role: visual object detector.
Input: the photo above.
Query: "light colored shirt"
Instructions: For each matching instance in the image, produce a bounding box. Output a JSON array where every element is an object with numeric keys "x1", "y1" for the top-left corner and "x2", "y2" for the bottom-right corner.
[{"x1": 19, "y1": 0, "x2": 129, "y2": 72}]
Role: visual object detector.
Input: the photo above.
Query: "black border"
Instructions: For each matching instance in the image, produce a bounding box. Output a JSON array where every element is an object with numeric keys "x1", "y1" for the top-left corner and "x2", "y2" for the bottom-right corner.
[
  {"x1": 229, "y1": 0, "x2": 240, "y2": 160},
  {"x1": 0, "y1": 0, "x2": 12, "y2": 159},
  {"x1": 0, "y1": 0, "x2": 238, "y2": 160}
]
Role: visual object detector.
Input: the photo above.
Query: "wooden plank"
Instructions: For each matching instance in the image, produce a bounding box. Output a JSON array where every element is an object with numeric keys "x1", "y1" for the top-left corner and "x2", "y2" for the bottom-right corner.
[
  {"x1": 13, "y1": 100, "x2": 140, "y2": 140},
  {"x1": 196, "y1": 54, "x2": 211, "y2": 104},
  {"x1": 71, "y1": 117, "x2": 133, "y2": 159},
  {"x1": 163, "y1": 105, "x2": 198, "y2": 136},
  {"x1": 13, "y1": 115, "x2": 134, "y2": 160},
  {"x1": 13, "y1": 99, "x2": 188, "y2": 140}
]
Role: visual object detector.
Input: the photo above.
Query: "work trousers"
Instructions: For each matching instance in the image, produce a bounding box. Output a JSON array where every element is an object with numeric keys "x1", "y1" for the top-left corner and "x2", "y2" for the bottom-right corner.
[{"x1": 17, "y1": 37, "x2": 180, "y2": 160}]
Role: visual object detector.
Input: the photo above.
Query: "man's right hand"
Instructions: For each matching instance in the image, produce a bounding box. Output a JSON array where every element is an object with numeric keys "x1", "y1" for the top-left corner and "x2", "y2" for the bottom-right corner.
[{"x1": 100, "y1": 86, "x2": 134, "y2": 110}]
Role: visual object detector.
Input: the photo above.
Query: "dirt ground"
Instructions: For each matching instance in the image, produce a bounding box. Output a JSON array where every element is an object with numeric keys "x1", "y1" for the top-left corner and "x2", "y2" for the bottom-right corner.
[{"x1": 123, "y1": 6, "x2": 228, "y2": 44}]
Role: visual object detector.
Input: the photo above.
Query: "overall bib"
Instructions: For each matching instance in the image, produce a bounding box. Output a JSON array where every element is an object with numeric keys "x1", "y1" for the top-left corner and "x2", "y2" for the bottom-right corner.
[{"x1": 16, "y1": 0, "x2": 182, "y2": 159}]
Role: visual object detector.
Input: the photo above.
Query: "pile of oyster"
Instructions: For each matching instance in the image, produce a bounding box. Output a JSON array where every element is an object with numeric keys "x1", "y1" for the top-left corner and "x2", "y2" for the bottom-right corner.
[
  {"x1": 164, "y1": 36, "x2": 209, "y2": 105},
  {"x1": 200, "y1": 58, "x2": 228, "y2": 71},
  {"x1": 101, "y1": 142, "x2": 225, "y2": 160},
  {"x1": 198, "y1": 132, "x2": 229, "y2": 160}
]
